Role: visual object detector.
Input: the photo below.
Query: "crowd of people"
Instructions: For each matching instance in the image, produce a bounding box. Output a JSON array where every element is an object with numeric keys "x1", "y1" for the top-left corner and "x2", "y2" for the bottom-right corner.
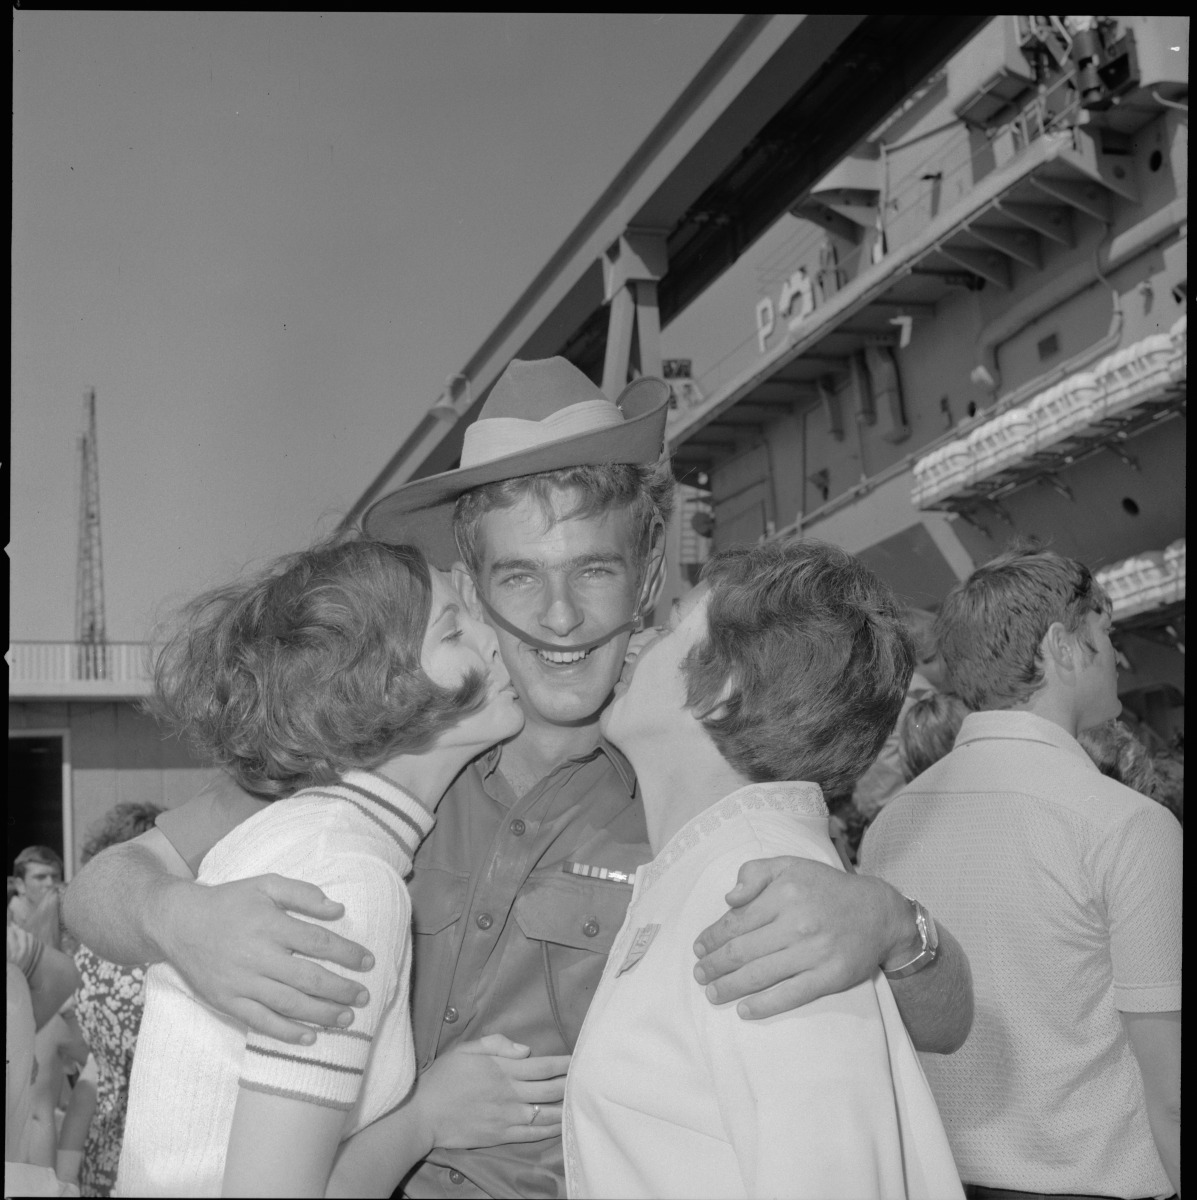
[
  {"x1": 5, "y1": 356, "x2": 1181, "y2": 1199},
  {"x1": 7, "y1": 807, "x2": 165, "y2": 1197}
]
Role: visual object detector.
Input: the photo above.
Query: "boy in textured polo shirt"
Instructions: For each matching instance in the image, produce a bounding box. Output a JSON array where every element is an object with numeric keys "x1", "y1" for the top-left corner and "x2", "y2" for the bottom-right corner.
[{"x1": 862, "y1": 547, "x2": 1182, "y2": 1200}]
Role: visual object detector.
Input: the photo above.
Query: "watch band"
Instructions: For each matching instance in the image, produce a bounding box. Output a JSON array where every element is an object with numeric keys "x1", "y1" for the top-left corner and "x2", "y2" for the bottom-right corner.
[{"x1": 883, "y1": 896, "x2": 939, "y2": 980}]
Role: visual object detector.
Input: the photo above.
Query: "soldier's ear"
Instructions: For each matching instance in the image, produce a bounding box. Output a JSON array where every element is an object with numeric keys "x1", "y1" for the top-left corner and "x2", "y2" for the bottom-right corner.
[{"x1": 641, "y1": 519, "x2": 668, "y2": 620}]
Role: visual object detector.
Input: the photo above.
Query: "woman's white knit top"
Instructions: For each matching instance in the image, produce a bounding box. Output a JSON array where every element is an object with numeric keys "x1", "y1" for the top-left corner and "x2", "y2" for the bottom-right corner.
[{"x1": 116, "y1": 769, "x2": 433, "y2": 1198}]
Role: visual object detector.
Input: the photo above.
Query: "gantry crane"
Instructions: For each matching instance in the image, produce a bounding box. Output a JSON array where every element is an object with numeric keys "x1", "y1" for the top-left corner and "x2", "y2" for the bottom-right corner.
[{"x1": 75, "y1": 388, "x2": 107, "y2": 679}]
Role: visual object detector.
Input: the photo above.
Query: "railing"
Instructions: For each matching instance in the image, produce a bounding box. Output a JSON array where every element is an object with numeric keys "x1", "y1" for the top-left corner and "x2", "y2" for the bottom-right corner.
[
  {"x1": 1096, "y1": 540, "x2": 1186, "y2": 624},
  {"x1": 7, "y1": 642, "x2": 157, "y2": 691},
  {"x1": 879, "y1": 68, "x2": 1084, "y2": 254},
  {"x1": 913, "y1": 322, "x2": 1186, "y2": 511},
  {"x1": 754, "y1": 68, "x2": 1087, "y2": 306}
]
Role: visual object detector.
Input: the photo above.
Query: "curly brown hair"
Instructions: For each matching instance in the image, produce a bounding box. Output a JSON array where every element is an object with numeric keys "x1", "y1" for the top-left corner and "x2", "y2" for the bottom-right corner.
[
  {"x1": 683, "y1": 539, "x2": 915, "y2": 795},
  {"x1": 146, "y1": 537, "x2": 487, "y2": 799}
]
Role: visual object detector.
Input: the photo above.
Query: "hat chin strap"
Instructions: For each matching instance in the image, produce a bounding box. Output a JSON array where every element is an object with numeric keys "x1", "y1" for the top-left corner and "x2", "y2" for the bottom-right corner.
[
  {"x1": 467, "y1": 529, "x2": 667, "y2": 656},
  {"x1": 473, "y1": 593, "x2": 644, "y2": 655}
]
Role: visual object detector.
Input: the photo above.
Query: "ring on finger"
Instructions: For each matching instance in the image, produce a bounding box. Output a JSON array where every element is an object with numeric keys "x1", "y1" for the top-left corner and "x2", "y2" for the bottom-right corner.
[{"x1": 530, "y1": 1103, "x2": 541, "y2": 1126}]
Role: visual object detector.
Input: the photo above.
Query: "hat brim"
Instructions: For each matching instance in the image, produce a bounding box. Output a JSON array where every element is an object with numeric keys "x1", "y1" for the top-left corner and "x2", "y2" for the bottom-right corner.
[{"x1": 362, "y1": 376, "x2": 670, "y2": 568}]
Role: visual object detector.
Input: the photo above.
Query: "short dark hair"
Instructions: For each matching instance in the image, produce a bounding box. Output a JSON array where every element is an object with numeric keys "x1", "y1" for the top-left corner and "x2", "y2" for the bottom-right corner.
[
  {"x1": 80, "y1": 803, "x2": 166, "y2": 865},
  {"x1": 900, "y1": 693, "x2": 969, "y2": 781},
  {"x1": 936, "y1": 545, "x2": 1110, "y2": 711},
  {"x1": 147, "y1": 537, "x2": 487, "y2": 799},
  {"x1": 682, "y1": 539, "x2": 914, "y2": 795},
  {"x1": 453, "y1": 460, "x2": 675, "y2": 576},
  {"x1": 13, "y1": 846, "x2": 64, "y2": 881}
]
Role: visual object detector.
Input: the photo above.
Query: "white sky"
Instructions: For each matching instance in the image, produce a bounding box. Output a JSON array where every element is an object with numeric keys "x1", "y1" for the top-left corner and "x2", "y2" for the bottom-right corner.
[{"x1": 10, "y1": 12, "x2": 739, "y2": 641}]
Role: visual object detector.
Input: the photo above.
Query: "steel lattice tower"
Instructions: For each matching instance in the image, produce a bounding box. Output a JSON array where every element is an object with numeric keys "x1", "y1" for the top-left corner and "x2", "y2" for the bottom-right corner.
[{"x1": 75, "y1": 388, "x2": 108, "y2": 679}]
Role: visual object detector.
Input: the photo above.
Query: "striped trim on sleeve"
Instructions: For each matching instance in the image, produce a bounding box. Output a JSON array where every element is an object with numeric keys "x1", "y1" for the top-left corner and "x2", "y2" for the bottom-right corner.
[{"x1": 240, "y1": 1025, "x2": 375, "y2": 1113}]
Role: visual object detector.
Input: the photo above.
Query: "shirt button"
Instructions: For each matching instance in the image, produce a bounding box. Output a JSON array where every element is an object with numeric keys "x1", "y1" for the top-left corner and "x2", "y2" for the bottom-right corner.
[
  {"x1": 582, "y1": 918, "x2": 600, "y2": 937},
  {"x1": 443, "y1": 1006, "x2": 459, "y2": 1024},
  {"x1": 448, "y1": 1169, "x2": 465, "y2": 1185},
  {"x1": 476, "y1": 912, "x2": 494, "y2": 930},
  {"x1": 509, "y1": 818, "x2": 526, "y2": 836}
]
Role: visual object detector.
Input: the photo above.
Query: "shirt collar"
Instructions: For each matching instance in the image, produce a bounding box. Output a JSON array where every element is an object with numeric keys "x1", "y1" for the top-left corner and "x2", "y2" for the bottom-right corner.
[
  {"x1": 481, "y1": 743, "x2": 504, "y2": 779},
  {"x1": 954, "y1": 710, "x2": 1098, "y2": 770},
  {"x1": 639, "y1": 780, "x2": 827, "y2": 894},
  {"x1": 596, "y1": 737, "x2": 637, "y2": 796},
  {"x1": 478, "y1": 736, "x2": 638, "y2": 796},
  {"x1": 335, "y1": 769, "x2": 437, "y2": 870}
]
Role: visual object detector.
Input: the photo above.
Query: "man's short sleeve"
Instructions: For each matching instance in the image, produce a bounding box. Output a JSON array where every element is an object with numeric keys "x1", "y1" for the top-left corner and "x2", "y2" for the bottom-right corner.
[
  {"x1": 239, "y1": 852, "x2": 407, "y2": 1112},
  {"x1": 155, "y1": 775, "x2": 270, "y2": 877},
  {"x1": 1096, "y1": 800, "x2": 1182, "y2": 1012}
]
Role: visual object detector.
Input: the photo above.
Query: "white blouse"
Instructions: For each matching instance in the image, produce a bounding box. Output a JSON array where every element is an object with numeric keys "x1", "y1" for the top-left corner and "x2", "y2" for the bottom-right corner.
[{"x1": 564, "y1": 781, "x2": 962, "y2": 1200}]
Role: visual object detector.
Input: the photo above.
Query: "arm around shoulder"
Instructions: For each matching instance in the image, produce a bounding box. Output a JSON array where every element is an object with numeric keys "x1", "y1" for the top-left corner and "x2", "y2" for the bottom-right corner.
[
  {"x1": 858, "y1": 827, "x2": 974, "y2": 1054},
  {"x1": 690, "y1": 852, "x2": 974, "y2": 1051},
  {"x1": 885, "y1": 919, "x2": 973, "y2": 1054},
  {"x1": 62, "y1": 826, "x2": 193, "y2": 966},
  {"x1": 64, "y1": 815, "x2": 377, "y2": 1043}
]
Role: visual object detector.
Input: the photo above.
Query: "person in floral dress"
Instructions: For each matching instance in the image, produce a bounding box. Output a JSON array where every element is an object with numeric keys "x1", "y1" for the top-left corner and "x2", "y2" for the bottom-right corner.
[{"x1": 72, "y1": 803, "x2": 163, "y2": 1197}]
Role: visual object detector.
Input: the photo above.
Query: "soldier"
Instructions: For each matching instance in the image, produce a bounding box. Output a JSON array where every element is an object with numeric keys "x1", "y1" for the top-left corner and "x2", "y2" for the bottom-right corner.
[{"x1": 66, "y1": 358, "x2": 972, "y2": 1198}]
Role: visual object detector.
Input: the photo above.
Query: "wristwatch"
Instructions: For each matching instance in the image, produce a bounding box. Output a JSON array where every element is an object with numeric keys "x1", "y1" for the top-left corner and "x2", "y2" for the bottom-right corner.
[{"x1": 883, "y1": 896, "x2": 939, "y2": 980}]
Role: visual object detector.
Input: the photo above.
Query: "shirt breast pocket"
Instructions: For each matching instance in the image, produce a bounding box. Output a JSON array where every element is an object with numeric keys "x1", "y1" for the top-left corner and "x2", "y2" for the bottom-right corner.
[
  {"x1": 410, "y1": 867, "x2": 467, "y2": 936},
  {"x1": 408, "y1": 867, "x2": 469, "y2": 1065},
  {"x1": 514, "y1": 875, "x2": 632, "y2": 1050}
]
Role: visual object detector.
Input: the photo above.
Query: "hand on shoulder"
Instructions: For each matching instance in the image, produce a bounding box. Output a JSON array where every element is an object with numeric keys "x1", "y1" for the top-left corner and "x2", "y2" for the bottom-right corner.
[
  {"x1": 158, "y1": 870, "x2": 379, "y2": 1043},
  {"x1": 692, "y1": 856, "x2": 909, "y2": 1018}
]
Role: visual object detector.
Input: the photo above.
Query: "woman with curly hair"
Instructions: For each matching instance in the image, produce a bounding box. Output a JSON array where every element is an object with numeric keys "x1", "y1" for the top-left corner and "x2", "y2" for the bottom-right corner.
[
  {"x1": 566, "y1": 541, "x2": 961, "y2": 1199},
  {"x1": 115, "y1": 537, "x2": 522, "y2": 1197}
]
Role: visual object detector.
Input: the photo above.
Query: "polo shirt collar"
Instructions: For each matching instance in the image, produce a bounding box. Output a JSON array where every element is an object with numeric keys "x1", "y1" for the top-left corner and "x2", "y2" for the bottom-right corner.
[
  {"x1": 336, "y1": 769, "x2": 437, "y2": 869},
  {"x1": 955, "y1": 710, "x2": 1098, "y2": 771}
]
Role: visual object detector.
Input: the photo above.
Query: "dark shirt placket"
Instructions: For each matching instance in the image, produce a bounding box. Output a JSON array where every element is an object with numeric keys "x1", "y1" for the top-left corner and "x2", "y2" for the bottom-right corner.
[
  {"x1": 441, "y1": 764, "x2": 576, "y2": 1055},
  {"x1": 405, "y1": 742, "x2": 651, "y2": 1200}
]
